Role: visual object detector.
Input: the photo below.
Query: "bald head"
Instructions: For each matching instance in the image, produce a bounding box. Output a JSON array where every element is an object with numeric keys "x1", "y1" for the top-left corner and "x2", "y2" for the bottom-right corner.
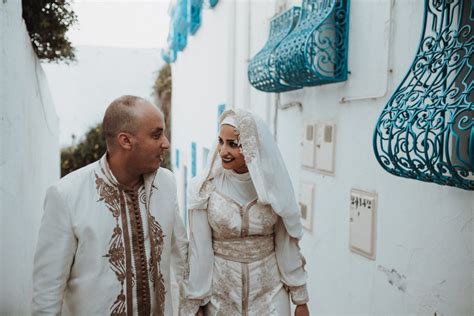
[{"x1": 102, "y1": 95, "x2": 163, "y2": 148}]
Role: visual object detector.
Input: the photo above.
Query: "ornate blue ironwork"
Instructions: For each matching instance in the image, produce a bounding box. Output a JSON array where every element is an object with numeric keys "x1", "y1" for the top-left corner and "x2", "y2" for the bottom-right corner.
[
  {"x1": 248, "y1": 7, "x2": 302, "y2": 92},
  {"x1": 373, "y1": 0, "x2": 473, "y2": 190},
  {"x1": 162, "y1": 0, "x2": 188, "y2": 64},
  {"x1": 175, "y1": 149, "x2": 180, "y2": 168},
  {"x1": 188, "y1": 0, "x2": 203, "y2": 35},
  {"x1": 161, "y1": 47, "x2": 177, "y2": 64},
  {"x1": 207, "y1": 0, "x2": 218, "y2": 9},
  {"x1": 273, "y1": 0, "x2": 350, "y2": 89},
  {"x1": 191, "y1": 142, "x2": 197, "y2": 177}
]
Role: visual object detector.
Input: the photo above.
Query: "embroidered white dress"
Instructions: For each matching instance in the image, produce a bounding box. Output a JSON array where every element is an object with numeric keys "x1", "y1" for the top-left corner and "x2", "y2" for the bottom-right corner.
[{"x1": 181, "y1": 169, "x2": 308, "y2": 316}]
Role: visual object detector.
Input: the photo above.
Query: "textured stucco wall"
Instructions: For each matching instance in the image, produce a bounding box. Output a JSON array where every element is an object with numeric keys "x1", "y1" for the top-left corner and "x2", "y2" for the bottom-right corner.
[
  {"x1": 0, "y1": 1, "x2": 60, "y2": 314},
  {"x1": 171, "y1": 0, "x2": 473, "y2": 314}
]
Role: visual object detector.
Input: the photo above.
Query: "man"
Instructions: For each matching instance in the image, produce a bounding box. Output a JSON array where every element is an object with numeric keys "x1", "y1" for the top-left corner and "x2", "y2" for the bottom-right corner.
[{"x1": 33, "y1": 95, "x2": 188, "y2": 315}]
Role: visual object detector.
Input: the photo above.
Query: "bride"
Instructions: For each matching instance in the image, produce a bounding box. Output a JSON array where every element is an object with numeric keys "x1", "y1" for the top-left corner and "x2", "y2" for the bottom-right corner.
[{"x1": 180, "y1": 109, "x2": 309, "y2": 316}]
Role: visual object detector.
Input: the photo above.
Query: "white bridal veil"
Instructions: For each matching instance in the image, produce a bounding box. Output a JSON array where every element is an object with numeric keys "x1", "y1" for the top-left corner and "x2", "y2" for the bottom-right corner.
[{"x1": 188, "y1": 109, "x2": 303, "y2": 239}]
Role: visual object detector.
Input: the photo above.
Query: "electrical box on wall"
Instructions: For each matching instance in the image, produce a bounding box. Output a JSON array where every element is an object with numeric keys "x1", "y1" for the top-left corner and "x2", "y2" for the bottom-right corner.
[
  {"x1": 299, "y1": 182, "x2": 314, "y2": 232},
  {"x1": 315, "y1": 122, "x2": 336, "y2": 175},
  {"x1": 301, "y1": 121, "x2": 336, "y2": 175},
  {"x1": 349, "y1": 189, "x2": 377, "y2": 260},
  {"x1": 302, "y1": 122, "x2": 316, "y2": 168}
]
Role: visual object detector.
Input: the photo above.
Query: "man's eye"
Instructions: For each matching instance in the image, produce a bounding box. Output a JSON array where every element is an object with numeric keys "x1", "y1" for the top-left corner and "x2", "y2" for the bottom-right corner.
[
  {"x1": 230, "y1": 142, "x2": 239, "y2": 148},
  {"x1": 218, "y1": 138, "x2": 223, "y2": 145},
  {"x1": 153, "y1": 133, "x2": 161, "y2": 139}
]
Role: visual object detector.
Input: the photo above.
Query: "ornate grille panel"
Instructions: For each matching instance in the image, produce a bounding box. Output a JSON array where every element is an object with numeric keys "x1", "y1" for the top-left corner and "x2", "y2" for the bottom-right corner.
[
  {"x1": 373, "y1": 0, "x2": 473, "y2": 190},
  {"x1": 248, "y1": 0, "x2": 350, "y2": 92},
  {"x1": 162, "y1": 0, "x2": 218, "y2": 63},
  {"x1": 248, "y1": 7, "x2": 302, "y2": 92},
  {"x1": 189, "y1": 0, "x2": 203, "y2": 35},
  {"x1": 162, "y1": 0, "x2": 188, "y2": 63}
]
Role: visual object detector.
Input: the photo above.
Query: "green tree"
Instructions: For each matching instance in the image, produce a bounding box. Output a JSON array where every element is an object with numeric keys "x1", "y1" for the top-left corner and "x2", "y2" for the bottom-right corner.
[
  {"x1": 22, "y1": 0, "x2": 77, "y2": 62},
  {"x1": 61, "y1": 124, "x2": 106, "y2": 177},
  {"x1": 153, "y1": 64, "x2": 172, "y2": 170}
]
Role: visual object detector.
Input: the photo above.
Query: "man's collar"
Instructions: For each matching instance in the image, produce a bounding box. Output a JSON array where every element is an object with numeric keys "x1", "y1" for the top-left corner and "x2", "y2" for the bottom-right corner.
[{"x1": 99, "y1": 154, "x2": 158, "y2": 203}]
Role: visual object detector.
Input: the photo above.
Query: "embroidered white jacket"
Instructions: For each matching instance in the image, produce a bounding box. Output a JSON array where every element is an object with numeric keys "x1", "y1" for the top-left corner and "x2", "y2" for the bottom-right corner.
[{"x1": 33, "y1": 155, "x2": 188, "y2": 316}]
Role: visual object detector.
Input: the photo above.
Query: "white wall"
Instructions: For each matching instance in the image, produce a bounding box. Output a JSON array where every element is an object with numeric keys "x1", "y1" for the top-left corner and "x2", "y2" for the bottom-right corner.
[
  {"x1": 171, "y1": 0, "x2": 473, "y2": 314},
  {"x1": 0, "y1": 1, "x2": 60, "y2": 314}
]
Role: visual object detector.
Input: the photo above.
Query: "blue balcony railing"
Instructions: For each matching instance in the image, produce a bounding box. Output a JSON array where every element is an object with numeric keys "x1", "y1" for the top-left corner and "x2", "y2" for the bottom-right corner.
[
  {"x1": 373, "y1": 0, "x2": 473, "y2": 190},
  {"x1": 248, "y1": 0, "x2": 350, "y2": 92},
  {"x1": 248, "y1": 7, "x2": 302, "y2": 92},
  {"x1": 162, "y1": 0, "x2": 218, "y2": 63},
  {"x1": 161, "y1": 0, "x2": 188, "y2": 63},
  {"x1": 189, "y1": 0, "x2": 203, "y2": 35}
]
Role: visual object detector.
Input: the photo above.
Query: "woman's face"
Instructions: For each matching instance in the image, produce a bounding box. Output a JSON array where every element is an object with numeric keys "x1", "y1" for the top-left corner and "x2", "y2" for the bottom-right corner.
[{"x1": 218, "y1": 124, "x2": 248, "y2": 174}]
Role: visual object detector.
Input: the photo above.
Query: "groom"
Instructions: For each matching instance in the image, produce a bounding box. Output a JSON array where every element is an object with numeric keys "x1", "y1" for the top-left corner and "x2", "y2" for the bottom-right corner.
[{"x1": 33, "y1": 95, "x2": 188, "y2": 315}]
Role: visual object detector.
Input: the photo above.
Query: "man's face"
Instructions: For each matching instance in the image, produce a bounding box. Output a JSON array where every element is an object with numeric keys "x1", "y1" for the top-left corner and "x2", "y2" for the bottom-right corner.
[
  {"x1": 129, "y1": 103, "x2": 169, "y2": 174},
  {"x1": 218, "y1": 124, "x2": 248, "y2": 174}
]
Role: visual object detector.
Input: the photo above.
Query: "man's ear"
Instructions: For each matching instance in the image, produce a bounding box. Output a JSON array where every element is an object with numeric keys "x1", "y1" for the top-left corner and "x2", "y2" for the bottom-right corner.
[{"x1": 117, "y1": 132, "x2": 133, "y2": 150}]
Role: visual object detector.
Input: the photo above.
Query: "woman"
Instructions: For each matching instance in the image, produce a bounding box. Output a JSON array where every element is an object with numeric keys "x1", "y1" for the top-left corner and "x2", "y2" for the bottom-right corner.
[{"x1": 180, "y1": 109, "x2": 309, "y2": 316}]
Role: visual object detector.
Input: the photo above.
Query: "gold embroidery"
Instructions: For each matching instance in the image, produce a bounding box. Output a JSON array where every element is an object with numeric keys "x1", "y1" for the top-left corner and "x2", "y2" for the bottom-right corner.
[
  {"x1": 207, "y1": 193, "x2": 241, "y2": 239},
  {"x1": 127, "y1": 189, "x2": 151, "y2": 316},
  {"x1": 212, "y1": 258, "x2": 240, "y2": 314},
  {"x1": 200, "y1": 184, "x2": 297, "y2": 315},
  {"x1": 241, "y1": 200, "x2": 257, "y2": 238},
  {"x1": 252, "y1": 256, "x2": 280, "y2": 315},
  {"x1": 95, "y1": 173, "x2": 133, "y2": 315},
  {"x1": 213, "y1": 236, "x2": 274, "y2": 263},
  {"x1": 234, "y1": 110, "x2": 259, "y2": 163},
  {"x1": 241, "y1": 263, "x2": 249, "y2": 316},
  {"x1": 147, "y1": 212, "x2": 166, "y2": 316},
  {"x1": 255, "y1": 205, "x2": 278, "y2": 235}
]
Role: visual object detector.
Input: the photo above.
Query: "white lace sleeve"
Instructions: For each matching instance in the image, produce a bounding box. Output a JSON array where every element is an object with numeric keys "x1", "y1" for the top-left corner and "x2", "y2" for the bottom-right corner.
[
  {"x1": 179, "y1": 207, "x2": 213, "y2": 315},
  {"x1": 274, "y1": 217, "x2": 309, "y2": 305}
]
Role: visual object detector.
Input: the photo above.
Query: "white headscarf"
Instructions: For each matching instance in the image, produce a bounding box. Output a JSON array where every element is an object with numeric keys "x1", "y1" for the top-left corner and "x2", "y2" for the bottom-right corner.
[{"x1": 188, "y1": 109, "x2": 303, "y2": 239}]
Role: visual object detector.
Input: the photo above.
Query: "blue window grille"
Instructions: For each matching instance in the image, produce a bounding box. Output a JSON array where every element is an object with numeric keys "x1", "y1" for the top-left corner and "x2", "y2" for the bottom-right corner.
[
  {"x1": 175, "y1": 149, "x2": 180, "y2": 169},
  {"x1": 191, "y1": 142, "x2": 197, "y2": 177},
  {"x1": 207, "y1": 0, "x2": 218, "y2": 9},
  {"x1": 248, "y1": 7, "x2": 302, "y2": 92},
  {"x1": 189, "y1": 0, "x2": 203, "y2": 35},
  {"x1": 373, "y1": 0, "x2": 473, "y2": 190},
  {"x1": 162, "y1": 0, "x2": 189, "y2": 64},
  {"x1": 248, "y1": 0, "x2": 350, "y2": 92}
]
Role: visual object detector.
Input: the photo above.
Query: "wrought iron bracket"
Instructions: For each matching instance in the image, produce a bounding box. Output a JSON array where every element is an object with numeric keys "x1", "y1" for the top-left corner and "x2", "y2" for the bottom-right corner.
[{"x1": 373, "y1": 0, "x2": 473, "y2": 190}]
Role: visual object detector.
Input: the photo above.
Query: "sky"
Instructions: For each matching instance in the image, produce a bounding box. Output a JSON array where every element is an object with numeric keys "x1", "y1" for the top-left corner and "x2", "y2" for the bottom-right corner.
[
  {"x1": 67, "y1": 0, "x2": 171, "y2": 48},
  {"x1": 43, "y1": 0, "x2": 172, "y2": 146}
]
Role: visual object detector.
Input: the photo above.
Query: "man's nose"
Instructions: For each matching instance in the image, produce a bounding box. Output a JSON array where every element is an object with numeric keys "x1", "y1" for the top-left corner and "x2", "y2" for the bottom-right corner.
[{"x1": 162, "y1": 135, "x2": 170, "y2": 149}]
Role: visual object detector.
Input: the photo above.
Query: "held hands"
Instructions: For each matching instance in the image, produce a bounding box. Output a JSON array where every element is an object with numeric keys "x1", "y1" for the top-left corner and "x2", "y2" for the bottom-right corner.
[{"x1": 295, "y1": 303, "x2": 309, "y2": 316}]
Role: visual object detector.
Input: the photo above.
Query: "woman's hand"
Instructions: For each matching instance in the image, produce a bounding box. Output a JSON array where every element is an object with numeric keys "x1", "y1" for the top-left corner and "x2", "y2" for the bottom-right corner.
[{"x1": 295, "y1": 303, "x2": 309, "y2": 316}]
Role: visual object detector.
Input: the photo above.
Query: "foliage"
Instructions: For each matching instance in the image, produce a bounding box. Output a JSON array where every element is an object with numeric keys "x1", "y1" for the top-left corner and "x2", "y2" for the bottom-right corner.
[
  {"x1": 153, "y1": 64, "x2": 173, "y2": 170},
  {"x1": 22, "y1": 0, "x2": 77, "y2": 62},
  {"x1": 61, "y1": 124, "x2": 106, "y2": 177},
  {"x1": 60, "y1": 64, "x2": 173, "y2": 177}
]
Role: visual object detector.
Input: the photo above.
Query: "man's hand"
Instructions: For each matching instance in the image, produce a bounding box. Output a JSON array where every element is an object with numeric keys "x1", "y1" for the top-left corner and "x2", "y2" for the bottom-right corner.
[
  {"x1": 196, "y1": 306, "x2": 205, "y2": 316},
  {"x1": 295, "y1": 303, "x2": 309, "y2": 316}
]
